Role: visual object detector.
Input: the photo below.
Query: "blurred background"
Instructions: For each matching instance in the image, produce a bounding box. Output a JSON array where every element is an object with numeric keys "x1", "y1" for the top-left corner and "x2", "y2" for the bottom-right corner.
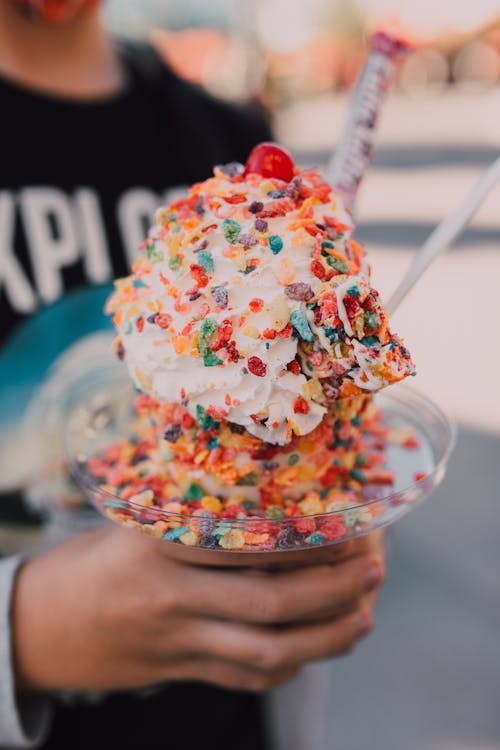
[
  {"x1": 105, "y1": 0, "x2": 500, "y2": 104},
  {"x1": 102, "y1": 2, "x2": 500, "y2": 750}
]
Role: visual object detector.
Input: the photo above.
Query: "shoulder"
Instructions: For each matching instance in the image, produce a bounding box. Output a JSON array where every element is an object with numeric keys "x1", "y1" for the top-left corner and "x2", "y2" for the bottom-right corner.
[
  {"x1": 174, "y1": 80, "x2": 273, "y2": 164},
  {"x1": 118, "y1": 39, "x2": 272, "y2": 171}
]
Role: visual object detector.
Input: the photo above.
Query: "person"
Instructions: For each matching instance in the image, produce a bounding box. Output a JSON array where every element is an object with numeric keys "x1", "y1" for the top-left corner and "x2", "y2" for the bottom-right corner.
[{"x1": 0, "y1": 2, "x2": 386, "y2": 748}]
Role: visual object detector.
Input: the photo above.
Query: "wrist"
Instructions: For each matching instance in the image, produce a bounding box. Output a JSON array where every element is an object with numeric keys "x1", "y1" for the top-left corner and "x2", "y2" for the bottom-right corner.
[
  {"x1": 11, "y1": 558, "x2": 47, "y2": 693},
  {"x1": 11, "y1": 549, "x2": 85, "y2": 693}
]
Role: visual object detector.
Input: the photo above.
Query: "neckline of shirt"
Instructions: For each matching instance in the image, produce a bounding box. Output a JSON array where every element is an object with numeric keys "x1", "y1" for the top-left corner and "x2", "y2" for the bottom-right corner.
[{"x1": 0, "y1": 47, "x2": 139, "y2": 111}]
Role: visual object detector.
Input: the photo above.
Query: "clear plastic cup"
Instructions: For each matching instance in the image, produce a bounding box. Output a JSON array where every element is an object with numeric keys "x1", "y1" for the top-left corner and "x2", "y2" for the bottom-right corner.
[{"x1": 64, "y1": 366, "x2": 455, "y2": 567}]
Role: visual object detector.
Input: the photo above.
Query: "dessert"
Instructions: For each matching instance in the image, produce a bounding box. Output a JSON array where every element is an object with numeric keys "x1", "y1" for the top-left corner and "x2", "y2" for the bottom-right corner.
[
  {"x1": 86, "y1": 397, "x2": 418, "y2": 550},
  {"x1": 97, "y1": 143, "x2": 416, "y2": 550},
  {"x1": 108, "y1": 143, "x2": 414, "y2": 443}
]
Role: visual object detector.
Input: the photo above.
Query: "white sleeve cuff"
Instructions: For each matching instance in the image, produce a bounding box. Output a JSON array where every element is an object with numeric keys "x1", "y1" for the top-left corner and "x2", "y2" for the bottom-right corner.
[{"x1": 0, "y1": 555, "x2": 52, "y2": 748}]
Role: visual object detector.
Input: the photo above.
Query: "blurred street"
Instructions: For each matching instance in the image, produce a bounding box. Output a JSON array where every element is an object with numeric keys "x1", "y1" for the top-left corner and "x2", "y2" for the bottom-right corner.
[{"x1": 271, "y1": 89, "x2": 500, "y2": 750}]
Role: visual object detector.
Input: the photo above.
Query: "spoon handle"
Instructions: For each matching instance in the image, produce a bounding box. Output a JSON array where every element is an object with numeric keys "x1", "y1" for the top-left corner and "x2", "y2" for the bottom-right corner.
[{"x1": 387, "y1": 154, "x2": 500, "y2": 315}]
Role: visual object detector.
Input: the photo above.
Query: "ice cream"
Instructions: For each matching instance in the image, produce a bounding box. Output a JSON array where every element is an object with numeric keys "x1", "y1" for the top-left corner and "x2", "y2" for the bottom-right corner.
[
  {"x1": 107, "y1": 143, "x2": 414, "y2": 448},
  {"x1": 88, "y1": 143, "x2": 419, "y2": 551}
]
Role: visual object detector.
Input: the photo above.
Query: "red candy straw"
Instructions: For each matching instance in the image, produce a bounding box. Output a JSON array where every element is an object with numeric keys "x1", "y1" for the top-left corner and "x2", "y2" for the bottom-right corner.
[{"x1": 327, "y1": 31, "x2": 410, "y2": 211}]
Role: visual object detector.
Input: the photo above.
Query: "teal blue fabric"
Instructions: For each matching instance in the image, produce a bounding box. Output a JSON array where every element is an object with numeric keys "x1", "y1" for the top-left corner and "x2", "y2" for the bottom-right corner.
[{"x1": 0, "y1": 285, "x2": 113, "y2": 426}]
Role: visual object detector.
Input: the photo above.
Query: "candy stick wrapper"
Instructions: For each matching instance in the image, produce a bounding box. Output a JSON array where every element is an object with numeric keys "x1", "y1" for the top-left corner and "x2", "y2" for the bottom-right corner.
[{"x1": 327, "y1": 31, "x2": 410, "y2": 210}]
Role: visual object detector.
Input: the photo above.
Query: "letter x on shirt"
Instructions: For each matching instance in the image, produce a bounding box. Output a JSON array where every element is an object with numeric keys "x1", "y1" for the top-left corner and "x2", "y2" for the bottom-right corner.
[{"x1": 0, "y1": 42, "x2": 271, "y2": 500}]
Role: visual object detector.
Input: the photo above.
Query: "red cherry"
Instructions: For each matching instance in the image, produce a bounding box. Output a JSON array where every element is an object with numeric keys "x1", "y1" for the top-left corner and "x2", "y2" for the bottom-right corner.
[{"x1": 244, "y1": 142, "x2": 296, "y2": 182}]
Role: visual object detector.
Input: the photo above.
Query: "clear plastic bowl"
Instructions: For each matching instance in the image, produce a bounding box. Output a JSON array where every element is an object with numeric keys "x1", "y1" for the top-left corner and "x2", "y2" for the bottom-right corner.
[
  {"x1": 22, "y1": 332, "x2": 118, "y2": 531},
  {"x1": 65, "y1": 368, "x2": 455, "y2": 567}
]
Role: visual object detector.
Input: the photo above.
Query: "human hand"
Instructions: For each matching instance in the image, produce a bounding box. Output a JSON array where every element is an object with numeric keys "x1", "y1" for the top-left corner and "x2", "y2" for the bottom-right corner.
[{"x1": 12, "y1": 526, "x2": 384, "y2": 694}]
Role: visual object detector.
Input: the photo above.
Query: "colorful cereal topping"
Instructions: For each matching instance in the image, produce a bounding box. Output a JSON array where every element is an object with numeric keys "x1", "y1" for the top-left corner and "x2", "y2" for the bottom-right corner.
[
  {"x1": 87, "y1": 393, "x2": 422, "y2": 551},
  {"x1": 99, "y1": 143, "x2": 419, "y2": 552},
  {"x1": 107, "y1": 145, "x2": 415, "y2": 446}
]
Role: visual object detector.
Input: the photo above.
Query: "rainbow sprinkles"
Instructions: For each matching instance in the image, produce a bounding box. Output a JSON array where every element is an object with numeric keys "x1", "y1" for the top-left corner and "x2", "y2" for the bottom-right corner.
[{"x1": 98, "y1": 143, "x2": 416, "y2": 551}]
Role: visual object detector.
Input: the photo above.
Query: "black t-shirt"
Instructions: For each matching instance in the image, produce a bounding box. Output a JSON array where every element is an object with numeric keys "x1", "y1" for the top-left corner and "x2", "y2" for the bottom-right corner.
[
  {"x1": 0, "y1": 42, "x2": 271, "y2": 484},
  {"x1": 0, "y1": 43, "x2": 272, "y2": 750}
]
